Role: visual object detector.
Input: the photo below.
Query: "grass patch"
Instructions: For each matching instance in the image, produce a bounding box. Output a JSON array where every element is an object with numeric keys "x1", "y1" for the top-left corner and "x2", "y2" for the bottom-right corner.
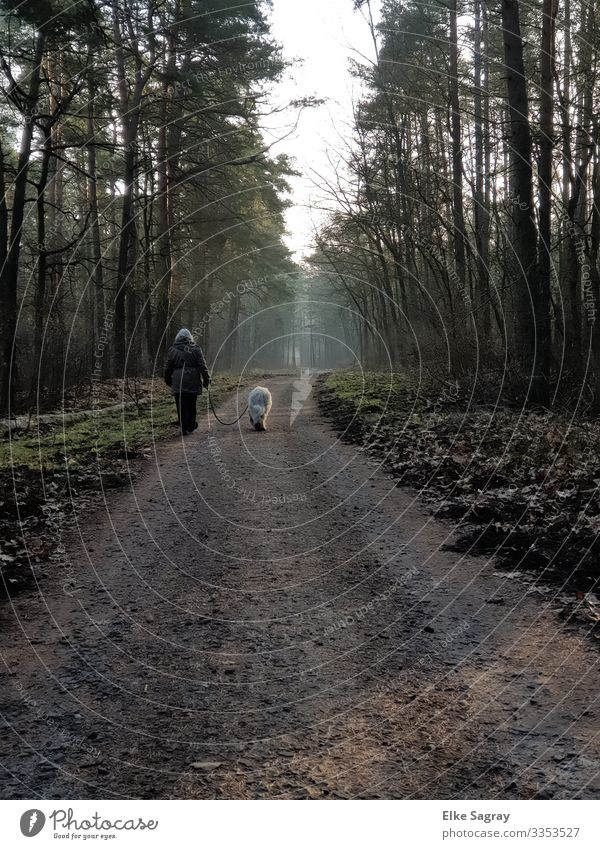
[
  {"x1": 0, "y1": 374, "x2": 241, "y2": 474},
  {"x1": 0, "y1": 373, "x2": 243, "y2": 595},
  {"x1": 324, "y1": 370, "x2": 419, "y2": 413}
]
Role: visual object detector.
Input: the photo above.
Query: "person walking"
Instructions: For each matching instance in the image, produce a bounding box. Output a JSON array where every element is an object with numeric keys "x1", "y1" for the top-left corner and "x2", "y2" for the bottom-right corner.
[{"x1": 164, "y1": 328, "x2": 211, "y2": 435}]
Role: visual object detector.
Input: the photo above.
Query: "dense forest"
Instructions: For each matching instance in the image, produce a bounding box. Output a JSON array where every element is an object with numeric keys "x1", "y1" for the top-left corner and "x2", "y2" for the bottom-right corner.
[
  {"x1": 311, "y1": 0, "x2": 600, "y2": 407},
  {"x1": 3, "y1": 0, "x2": 600, "y2": 413},
  {"x1": 0, "y1": 0, "x2": 299, "y2": 413}
]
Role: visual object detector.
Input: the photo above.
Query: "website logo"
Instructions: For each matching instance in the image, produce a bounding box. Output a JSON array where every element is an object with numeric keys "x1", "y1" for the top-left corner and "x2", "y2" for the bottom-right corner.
[{"x1": 20, "y1": 810, "x2": 46, "y2": 837}]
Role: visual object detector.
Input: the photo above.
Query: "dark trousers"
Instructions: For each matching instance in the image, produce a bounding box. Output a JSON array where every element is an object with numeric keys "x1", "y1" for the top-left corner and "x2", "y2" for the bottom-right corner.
[{"x1": 174, "y1": 392, "x2": 198, "y2": 434}]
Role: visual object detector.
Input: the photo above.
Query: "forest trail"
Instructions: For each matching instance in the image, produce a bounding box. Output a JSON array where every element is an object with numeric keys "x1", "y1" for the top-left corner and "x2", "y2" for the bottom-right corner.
[{"x1": 1, "y1": 375, "x2": 599, "y2": 799}]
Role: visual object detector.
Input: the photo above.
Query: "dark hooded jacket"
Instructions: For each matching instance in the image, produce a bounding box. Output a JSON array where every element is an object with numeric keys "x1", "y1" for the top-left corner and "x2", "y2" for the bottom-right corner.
[{"x1": 164, "y1": 340, "x2": 210, "y2": 395}]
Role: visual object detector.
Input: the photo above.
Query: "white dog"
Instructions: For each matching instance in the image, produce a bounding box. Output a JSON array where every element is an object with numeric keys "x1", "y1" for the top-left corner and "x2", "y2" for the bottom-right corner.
[{"x1": 248, "y1": 386, "x2": 272, "y2": 431}]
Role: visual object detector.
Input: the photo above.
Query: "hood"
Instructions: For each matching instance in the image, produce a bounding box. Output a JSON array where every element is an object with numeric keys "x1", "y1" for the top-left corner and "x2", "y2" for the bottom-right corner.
[{"x1": 174, "y1": 328, "x2": 193, "y2": 344}]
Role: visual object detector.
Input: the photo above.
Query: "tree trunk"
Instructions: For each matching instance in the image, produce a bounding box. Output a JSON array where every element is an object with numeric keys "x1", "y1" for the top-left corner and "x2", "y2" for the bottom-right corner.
[
  {"x1": 32, "y1": 126, "x2": 53, "y2": 402},
  {"x1": 111, "y1": 0, "x2": 155, "y2": 374},
  {"x1": 0, "y1": 28, "x2": 46, "y2": 412},
  {"x1": 449, "y1": 0, "x2": 467, "y2": 292},
  {"x1": 155, "y1": 72, "x2": 173, "y2": 354},
  {"x1": 86, "y1": 51, "x2": 108, "y2": 378},
  {"x1": 473, "y1": 0, "x2": 491, "y2": 339},
  {"x1": 501, "y1": 0, "x2": 539, "y2": 393},
  {"x1": 536, "y1": 0, "x2": 557, "y2": 405},
  {"x1": 48, "y1": 51, "x2": 65, "y2": 398}
]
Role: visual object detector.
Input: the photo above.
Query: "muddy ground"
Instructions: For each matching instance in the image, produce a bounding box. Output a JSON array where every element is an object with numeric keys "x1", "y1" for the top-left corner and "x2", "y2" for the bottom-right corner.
[{"x1": 0, "y1": 375, "x2": 598, "y2": 799}]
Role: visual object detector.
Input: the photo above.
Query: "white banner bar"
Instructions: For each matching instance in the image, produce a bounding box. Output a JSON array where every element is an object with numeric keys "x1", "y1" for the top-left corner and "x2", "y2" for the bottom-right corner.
[{"x1": 0, "y1": 800, "x2": 597, "y2": 848}]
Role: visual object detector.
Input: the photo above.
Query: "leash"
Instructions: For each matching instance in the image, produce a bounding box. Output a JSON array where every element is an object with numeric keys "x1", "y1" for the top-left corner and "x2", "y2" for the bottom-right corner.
[{"x1": 207, "y1": 388, "x2": 248, "y2": 426}]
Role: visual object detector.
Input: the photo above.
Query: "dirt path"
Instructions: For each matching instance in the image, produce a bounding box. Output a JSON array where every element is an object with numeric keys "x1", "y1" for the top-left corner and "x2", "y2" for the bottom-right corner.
[{"x1": 1, "y1": 375, "x2": 599, "y2": 799}]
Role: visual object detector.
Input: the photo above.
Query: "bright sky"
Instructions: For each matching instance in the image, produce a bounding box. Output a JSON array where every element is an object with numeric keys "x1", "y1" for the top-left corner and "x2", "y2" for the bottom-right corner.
[{"x1": 265, "y1": 0, "x2": 381, "y2": 262}]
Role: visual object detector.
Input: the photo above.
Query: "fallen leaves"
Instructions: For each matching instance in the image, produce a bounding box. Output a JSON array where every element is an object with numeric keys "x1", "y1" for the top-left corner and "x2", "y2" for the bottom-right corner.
[{"x1": 320, "y1": 372, "x2": 600, "y2": 597}]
